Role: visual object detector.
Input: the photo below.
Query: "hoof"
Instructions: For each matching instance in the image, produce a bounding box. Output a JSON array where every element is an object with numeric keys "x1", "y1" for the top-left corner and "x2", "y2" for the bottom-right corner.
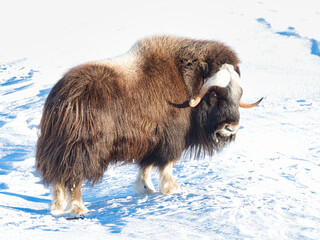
[
  {"x1": 69, "y1": 201, "x2": 90, "y2": 216},
  {"x1": 50, "y1": 201, "x2": 67, "y2": 216},
  {"x1": 51, "y1": 209, "x2": 66, "y2": 216},
  {"x1": 134, "y1": 181, "x2": 156, "y2": 194},
  {"x1": 160, "y1": 182, "x2": 181, "y2": 194},
  {"x1": 69, "y1": 206, "x2": 89, "y2": 217}
]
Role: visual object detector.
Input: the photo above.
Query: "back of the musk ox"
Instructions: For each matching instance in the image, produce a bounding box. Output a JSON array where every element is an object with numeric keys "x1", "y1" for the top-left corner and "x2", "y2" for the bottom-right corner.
[{"x1": 36, "y1": 35, "x2": 262, "y2": 216}]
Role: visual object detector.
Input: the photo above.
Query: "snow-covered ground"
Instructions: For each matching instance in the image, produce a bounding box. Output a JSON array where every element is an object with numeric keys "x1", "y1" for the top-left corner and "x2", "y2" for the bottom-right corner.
[{"x1": 1, "y1": 0, "x2": 320, "y2": 239}]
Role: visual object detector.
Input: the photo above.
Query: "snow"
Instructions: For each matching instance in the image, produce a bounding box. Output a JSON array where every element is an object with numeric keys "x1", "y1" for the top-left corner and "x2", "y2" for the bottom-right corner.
[{"x1": 1, "y1": 0, "x2": 320, "y2": 239}]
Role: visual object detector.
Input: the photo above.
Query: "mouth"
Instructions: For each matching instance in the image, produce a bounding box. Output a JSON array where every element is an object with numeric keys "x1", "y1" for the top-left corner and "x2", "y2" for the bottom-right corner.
[
  {"x1": 213, "y1": 132, "x2": 236, "y2": 147},
  {"x1": 213, "y1": 123, "x2": 239, "y2": 147}
]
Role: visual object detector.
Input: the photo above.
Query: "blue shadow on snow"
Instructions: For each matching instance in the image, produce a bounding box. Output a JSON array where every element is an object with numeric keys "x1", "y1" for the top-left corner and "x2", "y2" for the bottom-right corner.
[
  {"x1": 0, "y1": 191, "x2": 50, "y2": 204},
  {"x1": 0, "y1": 113, "x2": 15, "y2": 128},
  {"x1": 257, "y1": 18, "x2": 271, "y2": 28},
  {"x1": 0, "y1": 183, "x2": 8, "y2": 190},
  {"x1": 0, "y1": 147, "x2": 30, "y2": 162},
  {"x1": 37, "y1": 88, "x2": 51, "y2": 98},
  {"x1": 0, "y1": 192, "x2": 50, "y2": 215},
  {"x1": 0, "y1": 69, "x2": 37, "y2": 87},
  {"x1": 311, "y1": 39, "x2": 320, "y2": 56},
  {"x1": 276, "y1": 30, "x2": 300, "y2": 38},
  {"x1": 256, "y1": 18, "x2": 320, "y2": 57},
  {"x1": 0, "y1": 205, "x2": 49, "y2": 215}
]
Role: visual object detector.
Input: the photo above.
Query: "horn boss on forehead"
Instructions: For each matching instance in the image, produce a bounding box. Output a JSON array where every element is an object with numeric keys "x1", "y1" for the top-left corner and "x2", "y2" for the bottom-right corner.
[
  {"x1": 189, "y1": 63, "x2": 263, "y2": 108},
  {"x1": 189, "y1": 64, "x2": 234, "y2": 107}
]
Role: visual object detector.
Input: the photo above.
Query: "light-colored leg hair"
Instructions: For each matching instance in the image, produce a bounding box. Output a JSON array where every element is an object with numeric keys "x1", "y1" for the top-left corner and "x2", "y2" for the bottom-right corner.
[
  {"x1": 134, "y1": 165, "x2": 156, "y2": 194},
  {"x1": 159, "y1": 162, "x2": 181, "y2": 194},
  {"x1": 51, "y1": 183, "x2": 67, "y2": 216},
  {"x1": 67, "y1": 181, "x2": 89, "y2": 216}
]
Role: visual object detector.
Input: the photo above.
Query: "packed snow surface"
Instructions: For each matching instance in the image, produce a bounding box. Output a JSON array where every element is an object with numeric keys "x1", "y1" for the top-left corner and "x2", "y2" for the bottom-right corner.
[{"x1": 1, "y1": 0, "x2": 320, "y2": 239}]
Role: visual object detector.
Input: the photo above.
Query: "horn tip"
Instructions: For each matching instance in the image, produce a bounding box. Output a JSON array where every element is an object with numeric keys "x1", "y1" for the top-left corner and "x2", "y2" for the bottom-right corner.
[
  {"x1": 258, "y1": 97, "x2": 265, "y2": 104},
  {"x1": 239, "y1": 97, "x2": 264, "y2": 108}
]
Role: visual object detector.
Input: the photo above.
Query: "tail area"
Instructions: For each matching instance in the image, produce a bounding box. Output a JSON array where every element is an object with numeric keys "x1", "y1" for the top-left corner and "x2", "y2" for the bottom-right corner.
[{"x1": 36, "y1": 68, "x2": 112, "y2": 188}]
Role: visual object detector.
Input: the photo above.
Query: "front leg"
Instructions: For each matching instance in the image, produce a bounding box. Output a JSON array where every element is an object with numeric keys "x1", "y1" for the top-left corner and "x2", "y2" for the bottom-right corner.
[
  {"x1": 159, "y1": 161, "x2": 181, "y2": 194},
  {"x1": 134, "y1": 165, "x2": 156, "y2": 194}
]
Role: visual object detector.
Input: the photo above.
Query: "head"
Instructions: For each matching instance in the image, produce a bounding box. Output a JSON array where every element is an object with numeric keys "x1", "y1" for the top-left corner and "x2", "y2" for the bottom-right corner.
[{"x1": 188, "y1": 63, "x2": 262, "y2": 154}]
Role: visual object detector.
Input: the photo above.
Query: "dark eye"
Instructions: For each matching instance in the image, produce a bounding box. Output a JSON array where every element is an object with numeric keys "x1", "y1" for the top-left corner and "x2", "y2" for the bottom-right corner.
[
  {"x1": 208, "y1": 91, "x2": 218, "y2": 106},
  {"x1": 209, "y1": 91, "x2": 217, "y2": 98}
]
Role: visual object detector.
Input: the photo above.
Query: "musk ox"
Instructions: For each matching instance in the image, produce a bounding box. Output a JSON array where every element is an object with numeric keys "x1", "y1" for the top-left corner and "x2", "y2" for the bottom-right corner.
[{"x1": 36, "y1": 35, "x2": 262, "y2": 216}]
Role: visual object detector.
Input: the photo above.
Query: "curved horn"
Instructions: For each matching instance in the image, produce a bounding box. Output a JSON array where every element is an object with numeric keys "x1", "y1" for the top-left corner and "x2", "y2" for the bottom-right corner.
[
  {"x1": 239, "y1": 97, "x2": 263, "y2": 108},
  {"x1": 189, "y1": 66, "x2": 231, "y2": 107}
]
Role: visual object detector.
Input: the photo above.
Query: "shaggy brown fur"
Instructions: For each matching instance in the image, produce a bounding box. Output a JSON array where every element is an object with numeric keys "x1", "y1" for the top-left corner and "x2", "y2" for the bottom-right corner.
[{"x1": 36, "y1": 35, "x2": 241, "y2": 214}]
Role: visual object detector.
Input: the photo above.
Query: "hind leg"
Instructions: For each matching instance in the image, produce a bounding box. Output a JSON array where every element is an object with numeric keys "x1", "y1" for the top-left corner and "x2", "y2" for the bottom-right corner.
[
  {"x1": 159, "y1": 161, "x2": 181, "y2": 194},
  {"x1": 67, "y1": 181, "x2": 89, "y2": 216},
  {"x1": 134, "y1": 165, "x2": 156, "y2": 194},
  {"x1": 51, "y1": 183, "x2": 67, "y2": 216}
]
